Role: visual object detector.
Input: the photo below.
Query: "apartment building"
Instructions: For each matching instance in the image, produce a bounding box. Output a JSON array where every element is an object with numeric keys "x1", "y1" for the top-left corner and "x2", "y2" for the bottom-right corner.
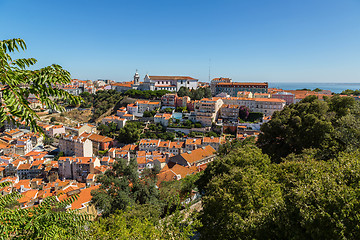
[
  {"x1": 215, "y1": 82, "x2": 268, "y2": 97},
  {"x1": 46, "y1": 125, "x2": 66, "y2": 137},
  {"x1": 161, "y1": 93, "x2": 177, "y2": 108},
  {"x1": 139, "y1": 139, "x2": 161, "y2": 152},
  {"x1": 195, "y1": 98, "x2": 224, "y2": 126},
  {"x1": 59, "y1": 135, "x2": 93, "y2": 157},
  {"x1": 220, "y1": 104, "x2": 240, "y2": 121},
  {"x1": 271, "y1": 91, "x2": 296, "y2": 105},
  {"x1": 102, "y1": 115, "x2": 127, "y2": 128},
  {"x1": 79, "y1": 133, "x2": 113, "y2": 154},
  {"x1": 201, "y1": 137, "x2": 225, "y2": 151},
  {"x1": 210, "y1": 77, "x2": 232, "y2": 96},
  {"x1": 154, "y1": 113, "x2": 172, "y2": 127},
  {"x1": 222, "y1": 97, "x2": 285, "y2": 116},
  {"x1": 58, "y1": 157, "x2": 100, "y2": 182},
  {"x1": 136, "y1": 100, "x2": 161, "y2": 114}
]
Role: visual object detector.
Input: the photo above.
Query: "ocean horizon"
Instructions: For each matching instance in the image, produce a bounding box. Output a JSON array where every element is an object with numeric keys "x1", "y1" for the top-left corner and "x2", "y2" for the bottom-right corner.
[{"x1": 268, "y1": 82, "x2": 360, "y2": 93}]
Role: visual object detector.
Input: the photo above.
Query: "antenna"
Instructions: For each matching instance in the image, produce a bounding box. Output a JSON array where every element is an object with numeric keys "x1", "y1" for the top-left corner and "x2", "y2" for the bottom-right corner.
[{"x1": 208, "y1": 58, "x2": 211, "y2": 82}]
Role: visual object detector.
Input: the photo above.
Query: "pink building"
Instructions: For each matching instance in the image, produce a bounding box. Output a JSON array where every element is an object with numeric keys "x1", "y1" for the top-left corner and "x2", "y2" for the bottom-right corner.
[
  {"x1": 161, "y1": 93, "x2": 177, "y2": 108},
  {"x1": 271, "y1": 92, "x2": 295, "y2": 105}
]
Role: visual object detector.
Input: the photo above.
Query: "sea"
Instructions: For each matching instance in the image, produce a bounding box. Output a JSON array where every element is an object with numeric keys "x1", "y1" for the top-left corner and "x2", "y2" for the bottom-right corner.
[{"x1": 268, "y1": 82, "x2": 360, "y2": 94}]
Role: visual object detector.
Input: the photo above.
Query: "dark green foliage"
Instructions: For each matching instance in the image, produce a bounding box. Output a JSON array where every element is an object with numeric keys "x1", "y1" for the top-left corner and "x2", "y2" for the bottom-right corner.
[
  {"x1": 117, "y1": 121, "x2": 144, "y2": 143},
  {"x1": 141, "y1": 123, "x2": 175, "y2": 140},
  {"x1": 177, "y1": 87, "x2": 212, "y2": 100},
  {"x1": 258, "y1": 95, "x2": 360, "y2": 162},
  {"x1": 205, "y1": 131, "x2": 218, "y2": 137},
  {"x1": 313, "y1": 87, "x2": 323, "y2": 92},
  {"x1": 246, "y1": 112, "x2": 263, "y2": 122},
  {"x1": 143, "y1": 110, "x2": 157, "y2": 117},
  {"x1": 159, "y1": 108, "x2": 173, "y2": 113},
  {"x1": 197, "y1": 144, "x2": 360, "y2": 240},
  {"x1": 123, "y1": 89, "x2": 170, "y2": 99},
  {"x1": 340, "y1": 89, "x2": 360, "y2": 96},
  {"x1": 175, "y1": 106, "x2": 187, "y2": 112},
  {"x1": 91, "y1": 158, "x2": 159, "y2": 217},
  {"x1": 98, "y1": 122, "x2": 118, "y2": 138}
]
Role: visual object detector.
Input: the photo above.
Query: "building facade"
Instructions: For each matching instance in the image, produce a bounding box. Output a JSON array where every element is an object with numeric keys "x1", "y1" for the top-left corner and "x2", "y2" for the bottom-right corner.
[{"x1": 215, "y1": 82, "x2": 268, "y2": 97}]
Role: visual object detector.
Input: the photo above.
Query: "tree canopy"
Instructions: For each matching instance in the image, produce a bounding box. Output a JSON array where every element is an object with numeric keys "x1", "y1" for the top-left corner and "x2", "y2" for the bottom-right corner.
[
  {"x1": 91, "y1": 158, "x2": 159, "y2": 217},
  {"x1": 257, "y1": 95, "x2": 360, "y2": 162},
  {"x1": 177, "y1": 87, "x2": 212, "y2": 100},
  {"x1": 196, "y1": 142, "x2": 360, "y2": 240},
  {"x1": 0, "y1": 38, "x2": 80, "y2": 132}
]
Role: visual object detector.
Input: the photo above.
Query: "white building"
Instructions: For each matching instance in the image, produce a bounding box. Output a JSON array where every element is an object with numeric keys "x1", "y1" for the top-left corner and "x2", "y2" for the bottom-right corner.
[{"x1": 143, "y1": 75, "x2": 198, "y2": 92}]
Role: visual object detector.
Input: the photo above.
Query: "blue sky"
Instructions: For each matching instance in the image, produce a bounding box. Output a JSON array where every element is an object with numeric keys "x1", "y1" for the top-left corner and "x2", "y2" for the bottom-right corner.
[{"x1": 1, "y1": 0, "x2": 359, "y2": 82}]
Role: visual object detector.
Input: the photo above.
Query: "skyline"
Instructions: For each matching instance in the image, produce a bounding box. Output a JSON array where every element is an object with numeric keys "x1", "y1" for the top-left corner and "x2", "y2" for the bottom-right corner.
[{"x1": 1, "y1": 0, "x2": 360, "y2": 83}]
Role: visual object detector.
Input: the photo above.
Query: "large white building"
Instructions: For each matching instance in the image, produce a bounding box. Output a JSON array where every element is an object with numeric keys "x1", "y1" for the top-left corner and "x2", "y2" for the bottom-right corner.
[
  {"x1": 112, "y1": 72, "x2": 199, "y2": 92},
  {"x1": 142, "y1": 75, "x2": 198, "y2": 92}
]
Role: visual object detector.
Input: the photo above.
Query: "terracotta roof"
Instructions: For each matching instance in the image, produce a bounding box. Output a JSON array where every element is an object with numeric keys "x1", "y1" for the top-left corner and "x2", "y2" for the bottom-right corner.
[
  {"x1": 185, "y1": 138, "x2": 202, "y2": 145},
  {"x1": 159, "y1": 141, "x2": 171, "y2": 148},
  {"x1": 70, "y1": 185, "x2": 100, "y2": 210},
  {"x1": 18, "y1": 189, "x2": 38, "y2": 204},
  {"x1": 169, "y1": 141, "x2": 184, "y2": 148},
  {"x1": 121, "y1": 144, "x2": 137, "y2": 151},
  {"x1": 170, "y1": 164, "x2": 197, "y2": 179},
  {"x1": 17, "y1": 163, "x2": 31, "y2": 170},
  {"x1": 14, "y1": 179, "x2": 31, "y2": 189},
  {"x1": 137, "y1": 157, "x2": 147, "y2": 165},
  {"x1": 80, "y1": 133, "x2": 113, "y2": 143},
  {"x1": 139, "y1": 139, "x2": 160, "y2": 146},
  {"x1": 180, "y1": 146, "x2": 216, "y2": 164},
  {"x1": 156, "y1": 170, "x2": 177, "y2": 186}
]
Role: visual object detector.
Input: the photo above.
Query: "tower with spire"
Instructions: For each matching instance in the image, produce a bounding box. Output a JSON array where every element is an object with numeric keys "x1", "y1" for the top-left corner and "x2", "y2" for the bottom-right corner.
[{"x1": 134, "y1": 70, "x2": 140, "y2": 85}]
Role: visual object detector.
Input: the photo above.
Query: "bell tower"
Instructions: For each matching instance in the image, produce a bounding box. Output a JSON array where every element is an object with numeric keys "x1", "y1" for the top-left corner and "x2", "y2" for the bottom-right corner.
[{"x1": 134, "y1": 70, "x2": 140, "y2": 85}]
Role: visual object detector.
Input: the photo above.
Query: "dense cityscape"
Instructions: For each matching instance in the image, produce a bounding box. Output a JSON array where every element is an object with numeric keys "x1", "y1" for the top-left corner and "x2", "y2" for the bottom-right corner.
[
  {"x1": 1, "y1": 65, "x2": 360, "y2": 236},
  {"x1": 2, "y1": 0, "x2": 360, "y2": 239}
]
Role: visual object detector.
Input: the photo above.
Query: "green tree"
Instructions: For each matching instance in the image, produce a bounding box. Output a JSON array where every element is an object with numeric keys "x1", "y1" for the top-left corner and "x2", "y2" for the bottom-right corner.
[
  {"x1": 313, "y1": 87, "x2": 323, "y2": 92},
  {"x1": 0, "y1": 38, "x2": 80, "y2": 132},
  {"x1": 197, "y1": 144, "x2": 360, "y2": 240},
  {"x1": 89, "y1": 207, "x2": 199, "y2": 240},
  {"x1": 258, "y1": 95, "x2": 359, "y2": 162},
  {"x1": 91, "y1": 158, "x2": 159, "y2": 217},
  {"x1": 117, "y1": 121, "x2": 143, "y2": 143},
  {"x1": 177, "y1": 86, "x2": 191, "y2": 98}
]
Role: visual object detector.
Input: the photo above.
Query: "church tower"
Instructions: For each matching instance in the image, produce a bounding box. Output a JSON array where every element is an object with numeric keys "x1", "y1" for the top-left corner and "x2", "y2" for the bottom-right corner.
[{"x1": 134, "y1": 70, "x2": 140, "y2": 85}]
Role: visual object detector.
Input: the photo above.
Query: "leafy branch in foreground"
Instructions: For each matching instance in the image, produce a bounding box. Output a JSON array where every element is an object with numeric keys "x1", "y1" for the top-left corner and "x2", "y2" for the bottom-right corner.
[
  {"x1": 0, "y1": 38, "x2": 81, "y2": 132},
  {"x1": 0, "y1": 181, "x2": 89, "y2": 240}
]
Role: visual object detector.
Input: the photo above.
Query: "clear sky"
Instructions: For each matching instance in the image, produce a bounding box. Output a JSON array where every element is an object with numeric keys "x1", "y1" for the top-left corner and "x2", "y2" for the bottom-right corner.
[{"x1": 1, "y1": 0, "x2": 359, "y2": 83}]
